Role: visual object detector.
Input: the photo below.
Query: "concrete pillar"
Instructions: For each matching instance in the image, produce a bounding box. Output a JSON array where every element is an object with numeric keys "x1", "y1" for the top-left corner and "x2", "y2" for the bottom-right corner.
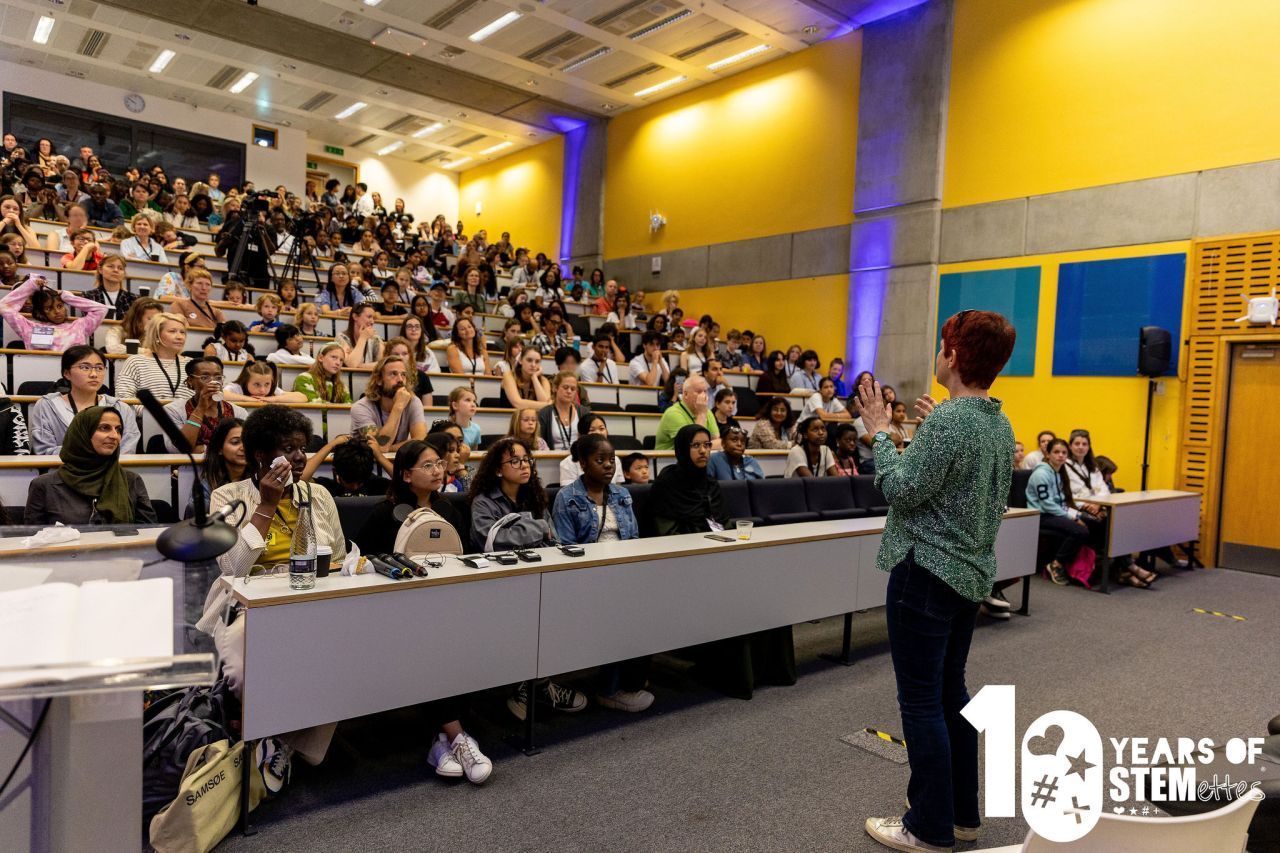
[
  {"x1": 560, "y1": 119, "x2": 606, "y2": 273},
  {"x1": 847, "y1": 0, "x2": 953, "y2": 396}
]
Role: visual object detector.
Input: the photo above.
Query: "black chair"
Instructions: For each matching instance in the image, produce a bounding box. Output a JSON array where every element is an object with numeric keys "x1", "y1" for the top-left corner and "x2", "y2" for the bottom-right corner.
[
  {"x1": 748, "y1": 478, "x2": 819, "y2": 526},
  {"x1": 567, "y1": 315, "x2": 592, "y2": 339},
  {"x1": 624, "y1": 403, "x2": 661, "y2": 414},
  {"x1": 438, "y1": 491, "x2": 471, "y2": 543},
  {"x1": 625, "y1": 482, "x2": 658, "y2": 538},
  {"x1": 851, "y1": 475, "x2": 889, "y2": 516},
  {"x1": 151, "y1": 498, "x2": 177, "y2": 524},
  {"x1": 5, "y1": 340, "x2": 25, "y2": 351},
  {"x1": 17, "y1": 380, "x2": 55, "y2": 397},
  {"x1": 718, "y1": 479, "x2": 761, "y2": 527},
  {"x1": 145, "y1": 434, "x2": 167, "y2": 454},
  {"x1": 642, "y1": 435, "x2": 655, "y2": 450},
  {"x1": 802, "y1": 477, "x2": 868, "y2": 520},
  {"x1": 1009, "y1": 468, "x2": 1032, "y2": 509},
  {"x1": 609, "y1": 435, "x2": 642, "y2": 451},
  {"x1": 332, "y1": 495, "x2": 384, "y2": 545},
  {"x1": 734, "y1": 386, "x2": 761, "y2": 418},
  {"x1": 479, "y1": 433, "x2": 502, "y2": 450},
  {"x1": 306, "y1": 435, "x2": 325, "y2": 452},
  {"x1": 479, "y1": 396, "x2": 504, "y2": 408},
  {"x1": 545, "y1": 485, "x2": 559, "y2": 508},
  {"x1": 589, "y1": 401, "x2": 623, "y2": 412}
]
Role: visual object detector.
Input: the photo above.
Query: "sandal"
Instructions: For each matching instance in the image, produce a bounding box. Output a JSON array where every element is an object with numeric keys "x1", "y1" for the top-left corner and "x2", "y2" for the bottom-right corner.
[{"x1": 1117, "y1": 571, "x2": 1151, "y2": 589}]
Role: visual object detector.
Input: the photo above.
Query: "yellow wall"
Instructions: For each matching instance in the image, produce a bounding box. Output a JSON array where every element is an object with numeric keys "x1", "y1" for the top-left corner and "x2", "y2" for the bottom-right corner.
[
  {"x1": 644, "y1": 275, "x2": 850, "y2": 365},
  {"x1": 458, "y1": 137, "x2": 564, "y2": 258},
  {"x1": 944, "y1": 0, "x2": 1280, "y2": 207},
  {"x1": 604, "y1": 33, "x2": 860, "y2": 258},
  {"x1": 936, "y1": 242, "x2": 1191, "y2": 493}
]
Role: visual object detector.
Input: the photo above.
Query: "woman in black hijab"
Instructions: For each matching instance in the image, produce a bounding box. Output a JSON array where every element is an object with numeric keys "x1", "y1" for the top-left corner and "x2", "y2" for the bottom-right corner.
[
  {"x1": 652, "y1": 424, "x2": 796, "y2": 700},
  {"x1": 651, "y1": 424, "x2": 725, "y2": 535}
]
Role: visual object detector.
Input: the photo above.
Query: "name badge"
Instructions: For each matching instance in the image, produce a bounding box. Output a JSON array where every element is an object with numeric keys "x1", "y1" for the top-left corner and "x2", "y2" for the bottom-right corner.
[{"x1": 31, "y1": 324, "x2": 55, "y2": 350}]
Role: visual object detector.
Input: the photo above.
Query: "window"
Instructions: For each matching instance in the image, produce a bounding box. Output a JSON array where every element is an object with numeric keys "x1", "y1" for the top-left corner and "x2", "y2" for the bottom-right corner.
[{"x1": 252, "y1": 125, "x2": 278, "y2": 150}]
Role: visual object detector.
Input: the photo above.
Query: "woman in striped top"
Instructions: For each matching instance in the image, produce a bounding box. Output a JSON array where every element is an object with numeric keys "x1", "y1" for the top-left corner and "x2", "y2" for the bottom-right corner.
[{"x1": 114, "y1": 312, "x2": 192, "y2": 401}]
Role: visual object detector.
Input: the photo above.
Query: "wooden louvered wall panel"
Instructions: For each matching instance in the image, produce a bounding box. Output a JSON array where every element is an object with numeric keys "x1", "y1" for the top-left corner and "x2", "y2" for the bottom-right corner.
[{"x1": 1181, "y1": 231, "x2": 1280, "y2": 559}]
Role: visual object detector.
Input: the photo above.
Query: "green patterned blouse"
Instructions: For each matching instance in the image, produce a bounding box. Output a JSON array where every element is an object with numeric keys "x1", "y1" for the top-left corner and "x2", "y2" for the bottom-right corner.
[{"x1": 872, "y1": 395, "x2": 1015, "y2": 602}]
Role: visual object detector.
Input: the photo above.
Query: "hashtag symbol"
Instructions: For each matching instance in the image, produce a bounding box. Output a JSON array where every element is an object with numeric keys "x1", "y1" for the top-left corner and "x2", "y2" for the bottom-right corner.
[{"x1": 1030, "y1": 775, "x2": 1059, "y2": 808}]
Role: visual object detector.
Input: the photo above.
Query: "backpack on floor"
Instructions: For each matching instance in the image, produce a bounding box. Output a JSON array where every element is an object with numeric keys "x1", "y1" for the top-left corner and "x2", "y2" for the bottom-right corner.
[
  {"x1": 142, "y1": 679, "x2": 236, "y2": 823},
  {"x1": 394, "y1": 507, "x2": 465, "y2": 556}
]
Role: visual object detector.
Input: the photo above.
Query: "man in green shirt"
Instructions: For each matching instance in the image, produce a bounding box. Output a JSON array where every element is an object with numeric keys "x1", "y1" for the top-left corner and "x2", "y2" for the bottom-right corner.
[
  {"x1": 862, "y1": 309, "x2": 1016, "y2": 853},
  {"x1": 654, "y1": 374, "x2": 720, "y2": 450}
]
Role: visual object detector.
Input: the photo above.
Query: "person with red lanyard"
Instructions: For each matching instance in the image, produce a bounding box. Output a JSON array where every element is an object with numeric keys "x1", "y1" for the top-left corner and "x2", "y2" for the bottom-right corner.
[{"x1": 162, "y1": 357, "x2": 247, "y2": 453}]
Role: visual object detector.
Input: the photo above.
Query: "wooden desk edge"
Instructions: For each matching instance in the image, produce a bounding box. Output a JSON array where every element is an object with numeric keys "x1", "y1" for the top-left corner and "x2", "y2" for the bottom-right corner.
[{"x1": 1089, "y1": 491, "x2": 1200, "y2": 506}]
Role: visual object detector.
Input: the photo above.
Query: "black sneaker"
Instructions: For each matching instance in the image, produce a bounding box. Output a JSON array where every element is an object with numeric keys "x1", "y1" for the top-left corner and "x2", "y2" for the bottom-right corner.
[
  {"x1": 506, "y1": 682, "x2": 530, "y2": 721},
  {"x1": 538, "y1": 681, "x2": 587, "y2": 713}
]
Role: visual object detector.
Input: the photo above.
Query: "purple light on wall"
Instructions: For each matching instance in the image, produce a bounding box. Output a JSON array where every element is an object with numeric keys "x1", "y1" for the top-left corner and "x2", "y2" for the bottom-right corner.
[
  {"x1": 550, "y1": 116, "x2": 587, "y2": 263},
  {"x1": 825, "y1": 0, "x2": 932, "y2": 39},
  {"x1": 849, "y1": 268, "x2": 888, "y2": 378}
]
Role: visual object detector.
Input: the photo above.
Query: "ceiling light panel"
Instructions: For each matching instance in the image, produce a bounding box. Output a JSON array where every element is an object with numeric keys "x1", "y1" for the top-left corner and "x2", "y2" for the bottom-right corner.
[
  {"x1": 33, "y1": 15, "x2": 55, "y2": 44},
  {"x1": 149, "y1": 49, "x2": 176, "y2": 73},
  {"x1": 468, "y1": 11, "x2": 521, "y2": 43},
  {"x1": 634, "y1": 75, "x2": 685, "y2": 97},
  {"x1": 707, "y1": 43, "x2": 771, "y2": 71},
  {"x1": 228, "y1": 71, "x2": 258, "y2": 94}
]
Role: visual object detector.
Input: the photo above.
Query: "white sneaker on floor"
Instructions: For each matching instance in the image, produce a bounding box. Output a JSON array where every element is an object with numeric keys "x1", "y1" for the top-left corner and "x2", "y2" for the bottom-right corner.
[
  {"x1": 451, "y1": 733, "x2": 493, "y2": 784},
  {"x1": 904, "y1": 797, "x2": 980, "y2": 841},
  {"x1": 864, "y1": 816, "x2": 953, "y2": 852},
  {"x1": 255, "y1": 738, "x2": 292, "y2": 797},
  {"x1": 979, "y1": 602, "x2": 1011, "y2": 620},
  {"x1": 983, "y1": 593, "x2": 1012, "y2": 610},
  {"x1": 596, "y1": 689, "x2": 655, "y2": 712},
  {"x1": 428, "y1": 733, "x2": 463, "y2": 778}
]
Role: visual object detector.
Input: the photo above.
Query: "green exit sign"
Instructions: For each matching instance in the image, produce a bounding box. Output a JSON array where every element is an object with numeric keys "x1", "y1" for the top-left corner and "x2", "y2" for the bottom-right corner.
[
  {"x1": 305, "y1": 161, "x2": 317, "y2": 170},
  {"x1": 324, "y1": 145, "x2": 344, "y2": 156}
]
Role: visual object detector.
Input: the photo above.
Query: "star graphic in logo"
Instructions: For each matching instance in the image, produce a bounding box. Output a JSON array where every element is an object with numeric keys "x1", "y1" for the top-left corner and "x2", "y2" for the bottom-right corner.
[
  {"x1": 1129, "y1": 807, "x2": 1139, "y2": 815},
  {"x1": 1064, "y1": 748, "x2": 1096, "y2": 781}
]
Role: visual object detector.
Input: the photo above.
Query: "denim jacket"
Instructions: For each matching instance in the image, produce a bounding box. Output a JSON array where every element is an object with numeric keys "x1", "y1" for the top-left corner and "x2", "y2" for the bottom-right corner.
[{"x1": 552, "y1": 477, "x2": 639, "y2": 544}]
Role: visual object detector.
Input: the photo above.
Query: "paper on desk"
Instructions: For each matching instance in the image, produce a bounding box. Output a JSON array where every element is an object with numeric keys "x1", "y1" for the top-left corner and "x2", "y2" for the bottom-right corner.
[
  {"x1": 0, "y1": 577, "x2": 173, "y2": 688},
  {"x1": 0, "y1": 565, "x2": 53, "y2": 592}
]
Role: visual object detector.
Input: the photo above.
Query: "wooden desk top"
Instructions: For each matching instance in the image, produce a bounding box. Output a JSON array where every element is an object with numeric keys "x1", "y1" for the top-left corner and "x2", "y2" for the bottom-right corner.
[
  {"x1": 0, "y1": 526, "x2": 164, "y2": 558},
  {"x1": 1089, "y1": 490, "x2": 1200, "y2": 506}
]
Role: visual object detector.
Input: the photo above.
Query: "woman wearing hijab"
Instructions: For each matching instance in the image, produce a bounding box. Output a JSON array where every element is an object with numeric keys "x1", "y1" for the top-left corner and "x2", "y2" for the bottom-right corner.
[
  {"x1": 651, "y1": 424, "x2": 796, "y2": 699},
  {"x1": 25, "y1": 406, "x2": 156, "y2": 525}
]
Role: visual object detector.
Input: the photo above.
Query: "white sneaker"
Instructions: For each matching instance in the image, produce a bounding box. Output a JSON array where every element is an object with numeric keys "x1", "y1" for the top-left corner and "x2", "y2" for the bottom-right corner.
[
  {"x1": 255, "y1": 737, "x2": 292, "y2": 796},
  {"x1": 983, "y1": 593, "x2": 1012, "y2": 610},
  {"x1": 979, "y1": 602, "x2": 1011, "y2": 620},
  {"x1": 596, "y1": 689, "x2": 655, "y2": 712},
  {"x1": 428, "y1": 733, "x2": 463, "y2": 778},
  {"x1": 451, "y1": 733, "x2": 493, "y2": 785},
  {"x1": 904, "y1": 797, "x2": 979, "y2": 842},
  {"x1": 864, "y1": 816, "x2": 953, "y2": 852}
]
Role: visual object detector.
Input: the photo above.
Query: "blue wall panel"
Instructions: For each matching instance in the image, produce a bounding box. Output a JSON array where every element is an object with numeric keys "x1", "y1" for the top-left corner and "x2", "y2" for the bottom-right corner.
[
  {"x1": 937, "y1": 267, "x2": 1040, "y2": 377},
  {"x1": 1053, "y1": 254, "x2": 1185, "y2": 377}
]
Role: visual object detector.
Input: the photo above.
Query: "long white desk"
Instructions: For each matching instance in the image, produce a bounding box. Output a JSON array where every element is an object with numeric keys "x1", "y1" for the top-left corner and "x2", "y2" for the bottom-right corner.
[
  {"x1": 1089, "y1": 489, "x2": 1202, "y2": 593},
  {"x1": 228, "y1": 510, "x2": 1041, "y2": 750}
]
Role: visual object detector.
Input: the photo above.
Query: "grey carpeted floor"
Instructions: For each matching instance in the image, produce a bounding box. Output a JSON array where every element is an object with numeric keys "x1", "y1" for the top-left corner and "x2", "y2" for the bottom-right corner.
[{"x1": 218, "y1": 566, "x2": 1279, "y2": 852}]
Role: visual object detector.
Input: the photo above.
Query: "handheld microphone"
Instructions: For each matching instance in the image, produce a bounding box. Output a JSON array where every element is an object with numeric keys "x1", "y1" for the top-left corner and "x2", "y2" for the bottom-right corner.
[{"x1": 137, "y1": 388, "x2": 239, "y2": 562}]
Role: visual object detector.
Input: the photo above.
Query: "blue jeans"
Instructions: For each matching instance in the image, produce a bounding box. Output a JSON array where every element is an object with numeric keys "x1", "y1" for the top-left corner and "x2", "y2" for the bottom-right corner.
[{"x1": 885, "y1": 550, "x2": 981, "y2": 847}]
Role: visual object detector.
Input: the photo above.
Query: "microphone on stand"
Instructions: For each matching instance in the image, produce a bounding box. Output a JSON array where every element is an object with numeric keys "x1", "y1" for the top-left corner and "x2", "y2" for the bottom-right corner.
[{"x1": 136, "y1": 388, "x2": 240, "y2": 562}]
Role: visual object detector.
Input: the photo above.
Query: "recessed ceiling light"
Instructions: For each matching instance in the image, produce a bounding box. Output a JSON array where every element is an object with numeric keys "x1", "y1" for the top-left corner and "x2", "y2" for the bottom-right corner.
[
  {"x1": 707, "y1": 44, "x2": 771, "y2": 71},
  {"x1": 228, "y1": 71, "x2": 259, "y2": 94},
  {"x1": 628, "y1": 10, "x2": 691, "y2": 41},
  {"x1": 363, "y1": 0, "x2": 383, "y2": 5},
  {"x1": 634, "y1": 76, "x2": 685, "y2": 98},
  {"x1": 469, "y1": 11, "x2": 520, "y2": 42},
  {"x1": 375, "y1": 88, "x2": 388, "y2": 96},
  {"x1": 413, "y1": 122, "x2": 444, "y2": 137},
  {"x1": 334, "y1": 101, "x2": 367, "y2": 119},
  {"x1": 149, "y1": 49, "x2": 176, "y2": 74},
  {"x1": 803, "y1": 25, "x2": 820, "y2": 35},
  {"x1": 524, "y1": 79, "x2": 536, "y2": 87},
  {"x1": 378, "y1": 141, "x2": 403, "y2": 155},
  {"x1": 480, "y1": 141, "x2": 513, "y2": 155},
  {"x1": 526, "y1": 131, "x2": 537, "y2": 137},
  {"x1": 445, "y1": 157, "x2": 472, "y2": 168},
  {"x1": 456, "y1": 111, "x2": 468, "y2": 118},
  {"x1": 33, "y1": 15, "x2": 55, "y2": 45},
  {"x1": 600, "y1": 103, "x2": 615, "y2": 111},
  {"x1": 174, "y1": 32, "x2": 191, "y2": 41},
  {"x1": 280, "y1": 62, "x2": 297, "y2": 71}
]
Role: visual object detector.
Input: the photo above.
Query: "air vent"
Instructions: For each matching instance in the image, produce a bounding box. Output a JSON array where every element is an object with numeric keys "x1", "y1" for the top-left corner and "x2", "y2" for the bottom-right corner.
[
  {"x1": 425, "y1": 0, "x2": 481, "y2": 30},
  {"x1": 350, "y1": 134, "x2": 377, "y2": 148},
  {"x1": 121, "y1": 42, "x2": 157, "y2": 70},
  {"x1": 417, "y1": 152, "x2": 445, "y2": 164},
  {"x1": 382, "y1": 115, "x2": 417, "y2": 133},
  {"x1": 522, "y1": 32, "x2": 580, "y2": 62},
  {"x1": 454, "y1": 134, "x2": 485, "y2": 148},
  {"x1": 77, "y1": 29, "x2": 110, "y2": 58},
  {"x1": 206, "y1": 65, "x2": 244, "y2": 90},
  {"x1": 562, "y1": 46, "x2": 613, "y2": 73},
  {"x1": 606, "y1": 64, "x2": 660, "y2": 88},
  {"x1": 627, "y1": 10, "x2": 692, "y2": 41},
  {"x1": 438, "y1": 45, "x2": 466, "y2": 60},
  {"x1": 675, "y1": 30, "x2": 744, "y2": 60},
  {"x1": 595, "y1": 0, "x2": 684, "y2": 36},
  {"x1": 299, "y1": 92, "x2": 336, "y2": 112}
]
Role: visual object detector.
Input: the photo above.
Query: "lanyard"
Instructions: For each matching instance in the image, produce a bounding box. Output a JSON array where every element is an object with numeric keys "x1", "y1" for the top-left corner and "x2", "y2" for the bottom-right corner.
[
  {"x1": 594, "y1": 360, "x2": 612, "y2": 384},
  {"x1": 554, "y1": 407, "x2": 573, "y2": 449},
  {"x1": 152, "y1": 354, "x2": 179, "y2": 397},
  {"x1": 67, "y1": 393, "x2": 100, "y2": 416},
  {"x1": 192, "y1": 299, "x2": 217, "y2": 324}
]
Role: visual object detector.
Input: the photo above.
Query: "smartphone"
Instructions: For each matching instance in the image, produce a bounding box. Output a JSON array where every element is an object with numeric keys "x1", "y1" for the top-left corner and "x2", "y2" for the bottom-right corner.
[{"x1": 705, "y1": 534, "x2": 735, "y2": 543}]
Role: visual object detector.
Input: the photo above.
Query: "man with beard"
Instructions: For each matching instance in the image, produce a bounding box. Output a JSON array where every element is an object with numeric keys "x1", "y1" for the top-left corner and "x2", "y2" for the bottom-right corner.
[{"x1": 350, "y1": 354, "x2": 426, "y2": 453}]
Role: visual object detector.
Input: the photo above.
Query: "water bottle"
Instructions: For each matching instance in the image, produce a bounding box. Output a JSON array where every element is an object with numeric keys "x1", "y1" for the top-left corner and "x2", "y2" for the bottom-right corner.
[{"x1": 289, "y1": 484, "x2": 318, "y2": 590}]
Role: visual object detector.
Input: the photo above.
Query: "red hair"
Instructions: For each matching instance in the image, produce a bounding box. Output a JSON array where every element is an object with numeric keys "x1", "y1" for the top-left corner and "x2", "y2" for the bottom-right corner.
[{"x1": 939, "y1": 310, "x2": 1016, "y2": 389}]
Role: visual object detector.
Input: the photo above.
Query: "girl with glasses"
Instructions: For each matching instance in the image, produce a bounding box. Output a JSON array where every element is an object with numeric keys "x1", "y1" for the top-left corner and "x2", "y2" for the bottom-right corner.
[{"x1": 29, "y1": 345, "x2": 140, "y2": 455}]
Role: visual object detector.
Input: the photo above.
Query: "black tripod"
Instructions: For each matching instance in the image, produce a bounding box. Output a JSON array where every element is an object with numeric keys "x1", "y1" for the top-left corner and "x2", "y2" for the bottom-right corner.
[
  {"x1": 226, "y1": 210, "x2": 276, "y2": 289},
  {"x1": 276, "y1": 221, "x2": 325, "y2": 292}
]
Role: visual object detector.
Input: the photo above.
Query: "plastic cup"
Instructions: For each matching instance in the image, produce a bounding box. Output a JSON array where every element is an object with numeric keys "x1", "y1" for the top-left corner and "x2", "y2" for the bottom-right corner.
[
  {"x1": 736, "y1": 520, "x2": 753, "y2": 541},
  {"x1": 125, "y1": 338, "x2": 140, "y2": 354}
]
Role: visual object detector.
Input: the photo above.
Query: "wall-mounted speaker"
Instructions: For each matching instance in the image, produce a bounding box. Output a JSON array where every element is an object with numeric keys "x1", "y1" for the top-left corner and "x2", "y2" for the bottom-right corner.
[{"x1": 1138, "y1": 326, "x2": 1171, "y2": 377}]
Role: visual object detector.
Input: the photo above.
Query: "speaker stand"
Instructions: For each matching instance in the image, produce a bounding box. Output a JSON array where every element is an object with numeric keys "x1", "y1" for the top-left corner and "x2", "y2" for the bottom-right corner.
[{"x1": 1140, "y1": 378, "x2": 1156, "y2": 491}]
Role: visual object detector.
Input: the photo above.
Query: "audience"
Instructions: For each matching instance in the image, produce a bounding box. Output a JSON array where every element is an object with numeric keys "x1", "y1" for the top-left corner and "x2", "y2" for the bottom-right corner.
[
  {"x1": 537, "y1": 372, "x2": 588, "y2": 452},
  {"x1": 755, "y1": 350, "x2": 791, "y2": 395},
  {"x1": 339, "y1": 304, "x2": 383, "y2": 368},
  {"x1": 786, "y1": 416, "x2": 838, "y2": 478},
  {"x1": 558, "y1": 412, "x2": 623, "y2": 486},
  {"x1": 447, "y1": 387, "x2": 481, "y2": 449},
  {"x1": 499, "y1": 346, "x2": 551, "y2": 410},
  {"x1": 1025, "y1": 437, "x2": 1092, "y2": 587},
  {"x1": 789, "y1": 349, "x2": 822, "y2": 392},
  {"x1": 114, "y1": 312, "x2": 191, "y2": 400},
  {"x1": 169, "y1": 267, "x2": 225, "y2": 332},
  {"x1": 655, "y1": 374, "x2": 719, "y2": 450},
  {"x1": 506, "y1": 407, "x2": 549, "y2": 451},
  {"x1": 119, "y1": 214, "x2": 168, "y2": 263},
  {"x1": 711, "y1": 387, "x2": 741, "y2": 434},
  {"x1": 621, "y1": 452, "x2": 650, "y2": 484},
  {"x1": 1021, "y1": 430, "x2": 1055, "y2": 470},
  {"x1": 351, "y1": 354, "x2": 427, "y2": 453},
  {"x1": 0, "y1": 273, "x2": 106, "y2": 350},
  {"x1": 748, "y1": 397, "x2": 794, "y2": 450},
  {"x1": 798, "y1": 377, "x2": 851, "y2": 424},
  {"x1": 445, "y1": 317, "x2": 489, "y2": 375},
  {"x1": 191, "y1": 417, "x2": 246, "y2": 515},
  {"x1": 628, "y1": 330, "x2": 670, "y2": 387},
  {"x1": 163, "y1": 357, "x2": 247, "y2": 453},
  {"x1": 383, "y1": 338, "x2": 433, "y2": 405},
  {"x1": 707, "y1": 426, "x2": 763, "y2": 480},
  {"x1": 25, "y1": 406, "x2": 156, "y2": 524},
  {"x1": 104, "y1": 296, "x2": 162, "y2": 355},
  {"x1": 82, "y1": 253, "x2": 135, "y2": 321},
  {"x1": 30, "y1": 345, "x2": 139, "y2": 455},
  {"x1": 223, "y1": 360, "x2": 306, "y2": 405},
  {"x1": 314, "y1": 438, "x2": 389, "y2": 498}
]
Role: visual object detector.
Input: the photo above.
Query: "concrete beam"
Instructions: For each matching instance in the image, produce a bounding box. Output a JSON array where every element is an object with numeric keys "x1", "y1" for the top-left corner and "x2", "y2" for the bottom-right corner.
[
  {"x1": 1025, "y1": 173, "x2": 1197, "y2": 255},
  {"x1": 851, "y1": 205, "x2": 941, "y2": 270},
  {"x1": 940, "y1": 198, "x2": 1028, "y2": 263},
  {"x1": 707, "y1": 234, "x2": 794, "y2": 286},
  {"x1": 1196, "y1": 159, "x2": 1280, "y2": 237}
]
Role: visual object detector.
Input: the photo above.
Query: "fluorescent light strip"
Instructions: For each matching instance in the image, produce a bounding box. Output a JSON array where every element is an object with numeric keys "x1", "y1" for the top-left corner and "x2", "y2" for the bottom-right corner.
[
  {"x1": 634, "y1": 76, "x2": 686, "y2": 98},
  {"x1": 363, "y1": 0, "x2": 383, "y2": 5},
  {"x1": 469, "y1": 11, "x2": 520, "y2": 43},
  {"x1": 562, "y1": 47, "x2": 612, "y2": 73},
  {"x1": 377, "y1": 141, "x2": 403, "y2": 155},
  {"x1": 33, "y1": 15, "x2": 55, "y2": 45},
  {"x1": 149, "y1": 49, "x2": 176, "y2": 73},
  {"x1": 334, "y1": 101, "x2": 367, "y2": 119},
  {"x1": 628, "y1": 10, "x2": 692, "y2": 41},
  {"x1": 707, "y1": 44, "x2": 771, "y2": 71},
  {"x1": 446, "y1": 158, "x2": 472, "y2": 169},
  {"x1": 412, "y1": 122, "x2": 444, "y2": 138},
  {"x1": 228, "y1": 71, "x2": 259, "y2": 94},
  {"x1": 480, "y1": 141, "x2": 513, "y2": 155}
]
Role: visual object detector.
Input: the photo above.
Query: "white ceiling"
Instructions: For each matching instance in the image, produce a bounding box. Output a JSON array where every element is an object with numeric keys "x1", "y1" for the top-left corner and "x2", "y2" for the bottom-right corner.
[{"x1": 1, "y1": 0, "x2": 894, "y2": 170}]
